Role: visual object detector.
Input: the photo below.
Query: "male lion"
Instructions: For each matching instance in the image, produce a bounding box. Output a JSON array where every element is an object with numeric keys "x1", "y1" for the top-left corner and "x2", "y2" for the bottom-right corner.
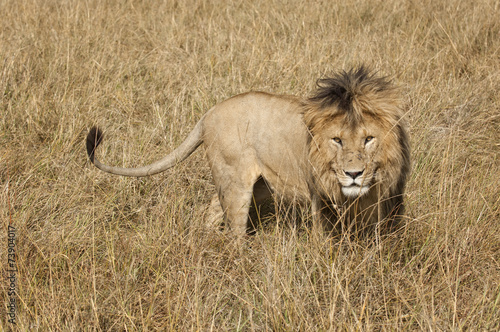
[{"x1": 86, "y1": 66, "x2": 410, "y2": 237}]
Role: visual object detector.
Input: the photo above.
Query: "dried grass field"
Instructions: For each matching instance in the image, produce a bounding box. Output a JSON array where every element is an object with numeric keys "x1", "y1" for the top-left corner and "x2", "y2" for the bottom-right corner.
[{"x1": 1, "y1": 0, "x2": 499, "y2": 330}]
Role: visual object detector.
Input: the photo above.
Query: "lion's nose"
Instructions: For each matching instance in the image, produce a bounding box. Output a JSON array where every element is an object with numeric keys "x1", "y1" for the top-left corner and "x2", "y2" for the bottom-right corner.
[{"x1": 345, "y1": 170, "x2": 364, "y2": 179}]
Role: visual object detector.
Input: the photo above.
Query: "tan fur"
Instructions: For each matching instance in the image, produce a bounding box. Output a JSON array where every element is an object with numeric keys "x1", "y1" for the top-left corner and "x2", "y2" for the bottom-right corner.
[{"x1": 86, "y1": 66, "x2": 410, "y2": 237}]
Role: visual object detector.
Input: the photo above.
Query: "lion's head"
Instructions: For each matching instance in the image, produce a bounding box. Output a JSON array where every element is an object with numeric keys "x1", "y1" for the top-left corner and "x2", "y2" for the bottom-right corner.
[{"x1": 304, "y1": 66, "x2": 410, "y2": 219}]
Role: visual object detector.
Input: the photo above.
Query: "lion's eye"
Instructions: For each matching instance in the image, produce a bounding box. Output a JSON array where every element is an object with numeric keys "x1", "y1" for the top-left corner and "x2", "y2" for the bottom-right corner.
[
  {"x1": 365, "y1": 136, "x2": 374, "y2": 144},
  {"x1": 332, "y1": 137, "x2": 342, "y2": 145}
]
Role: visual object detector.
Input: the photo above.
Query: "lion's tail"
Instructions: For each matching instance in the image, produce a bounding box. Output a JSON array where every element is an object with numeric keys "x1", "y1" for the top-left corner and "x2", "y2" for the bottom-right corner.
[{"x1": 86, "y1": 116, "x2": 204, "y2": 177}]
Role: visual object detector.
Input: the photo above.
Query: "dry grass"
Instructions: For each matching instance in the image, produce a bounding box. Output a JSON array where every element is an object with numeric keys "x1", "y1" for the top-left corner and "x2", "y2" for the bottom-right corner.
[{"x1": 1, "y1": 0, "x2": 499, "y2": 330}]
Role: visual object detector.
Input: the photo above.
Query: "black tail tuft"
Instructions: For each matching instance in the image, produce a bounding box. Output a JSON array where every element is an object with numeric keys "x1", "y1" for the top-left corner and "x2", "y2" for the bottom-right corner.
[{"x1": 86, "y1": 126, "x2": 104, "y2": 163}]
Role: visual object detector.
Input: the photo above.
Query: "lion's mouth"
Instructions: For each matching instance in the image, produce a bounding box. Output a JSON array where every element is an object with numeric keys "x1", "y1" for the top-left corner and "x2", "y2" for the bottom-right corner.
[{"x1": 341, "y1": 184, "x2": 370, "y2": 198}]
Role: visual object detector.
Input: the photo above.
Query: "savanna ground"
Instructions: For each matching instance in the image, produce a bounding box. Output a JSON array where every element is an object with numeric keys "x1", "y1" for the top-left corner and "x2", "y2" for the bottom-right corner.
[{"x1": 1, "y1": 0, "x2": 499, "y2": 330}]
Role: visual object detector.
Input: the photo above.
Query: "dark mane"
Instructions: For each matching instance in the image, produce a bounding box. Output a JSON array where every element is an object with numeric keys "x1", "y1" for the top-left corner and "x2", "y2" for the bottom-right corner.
[{"x1": 309, "y1": 66, "x2": 393, "y2": 112}]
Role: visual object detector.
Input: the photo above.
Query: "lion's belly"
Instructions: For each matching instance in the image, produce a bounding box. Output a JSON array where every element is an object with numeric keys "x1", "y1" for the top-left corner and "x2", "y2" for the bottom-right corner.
[{"x1": 259, "y1": 166, "x2": 311, "y2": 202}]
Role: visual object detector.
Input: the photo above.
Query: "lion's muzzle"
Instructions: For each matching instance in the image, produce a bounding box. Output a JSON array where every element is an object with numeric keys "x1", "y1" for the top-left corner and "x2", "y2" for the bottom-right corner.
[{"x1": 339, "y1": 169, "x2": 371, "y2": 197}]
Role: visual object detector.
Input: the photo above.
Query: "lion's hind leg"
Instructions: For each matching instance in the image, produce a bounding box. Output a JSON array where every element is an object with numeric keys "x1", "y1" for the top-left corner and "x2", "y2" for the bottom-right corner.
[
  {"x1": 206, "y1": 176, "x2": 272, "y2": 236},
  {"x1": 204, "y1": 193, "x2": 224, "y2": 230},
  {"x1": 212, "y1": 168, "x2": 266, "y2": 237},
  {"x1": 217, "y1": 184, "x2": 254, "y2": 237},
  {"x1": 207, "y1": 147, "x2": 263, "y2": 237}
]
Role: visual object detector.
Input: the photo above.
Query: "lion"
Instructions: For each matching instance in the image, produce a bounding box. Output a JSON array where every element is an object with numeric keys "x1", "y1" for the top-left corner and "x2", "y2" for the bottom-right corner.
[{"x1": 86, "y1": 66, "x2": 410, "y2": 237}]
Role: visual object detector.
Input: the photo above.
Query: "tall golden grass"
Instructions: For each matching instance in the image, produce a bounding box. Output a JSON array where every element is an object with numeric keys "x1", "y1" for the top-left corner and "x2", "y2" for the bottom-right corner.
[{"x1": 1, "y1": 0, "x2": 499, "y2": 330}]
